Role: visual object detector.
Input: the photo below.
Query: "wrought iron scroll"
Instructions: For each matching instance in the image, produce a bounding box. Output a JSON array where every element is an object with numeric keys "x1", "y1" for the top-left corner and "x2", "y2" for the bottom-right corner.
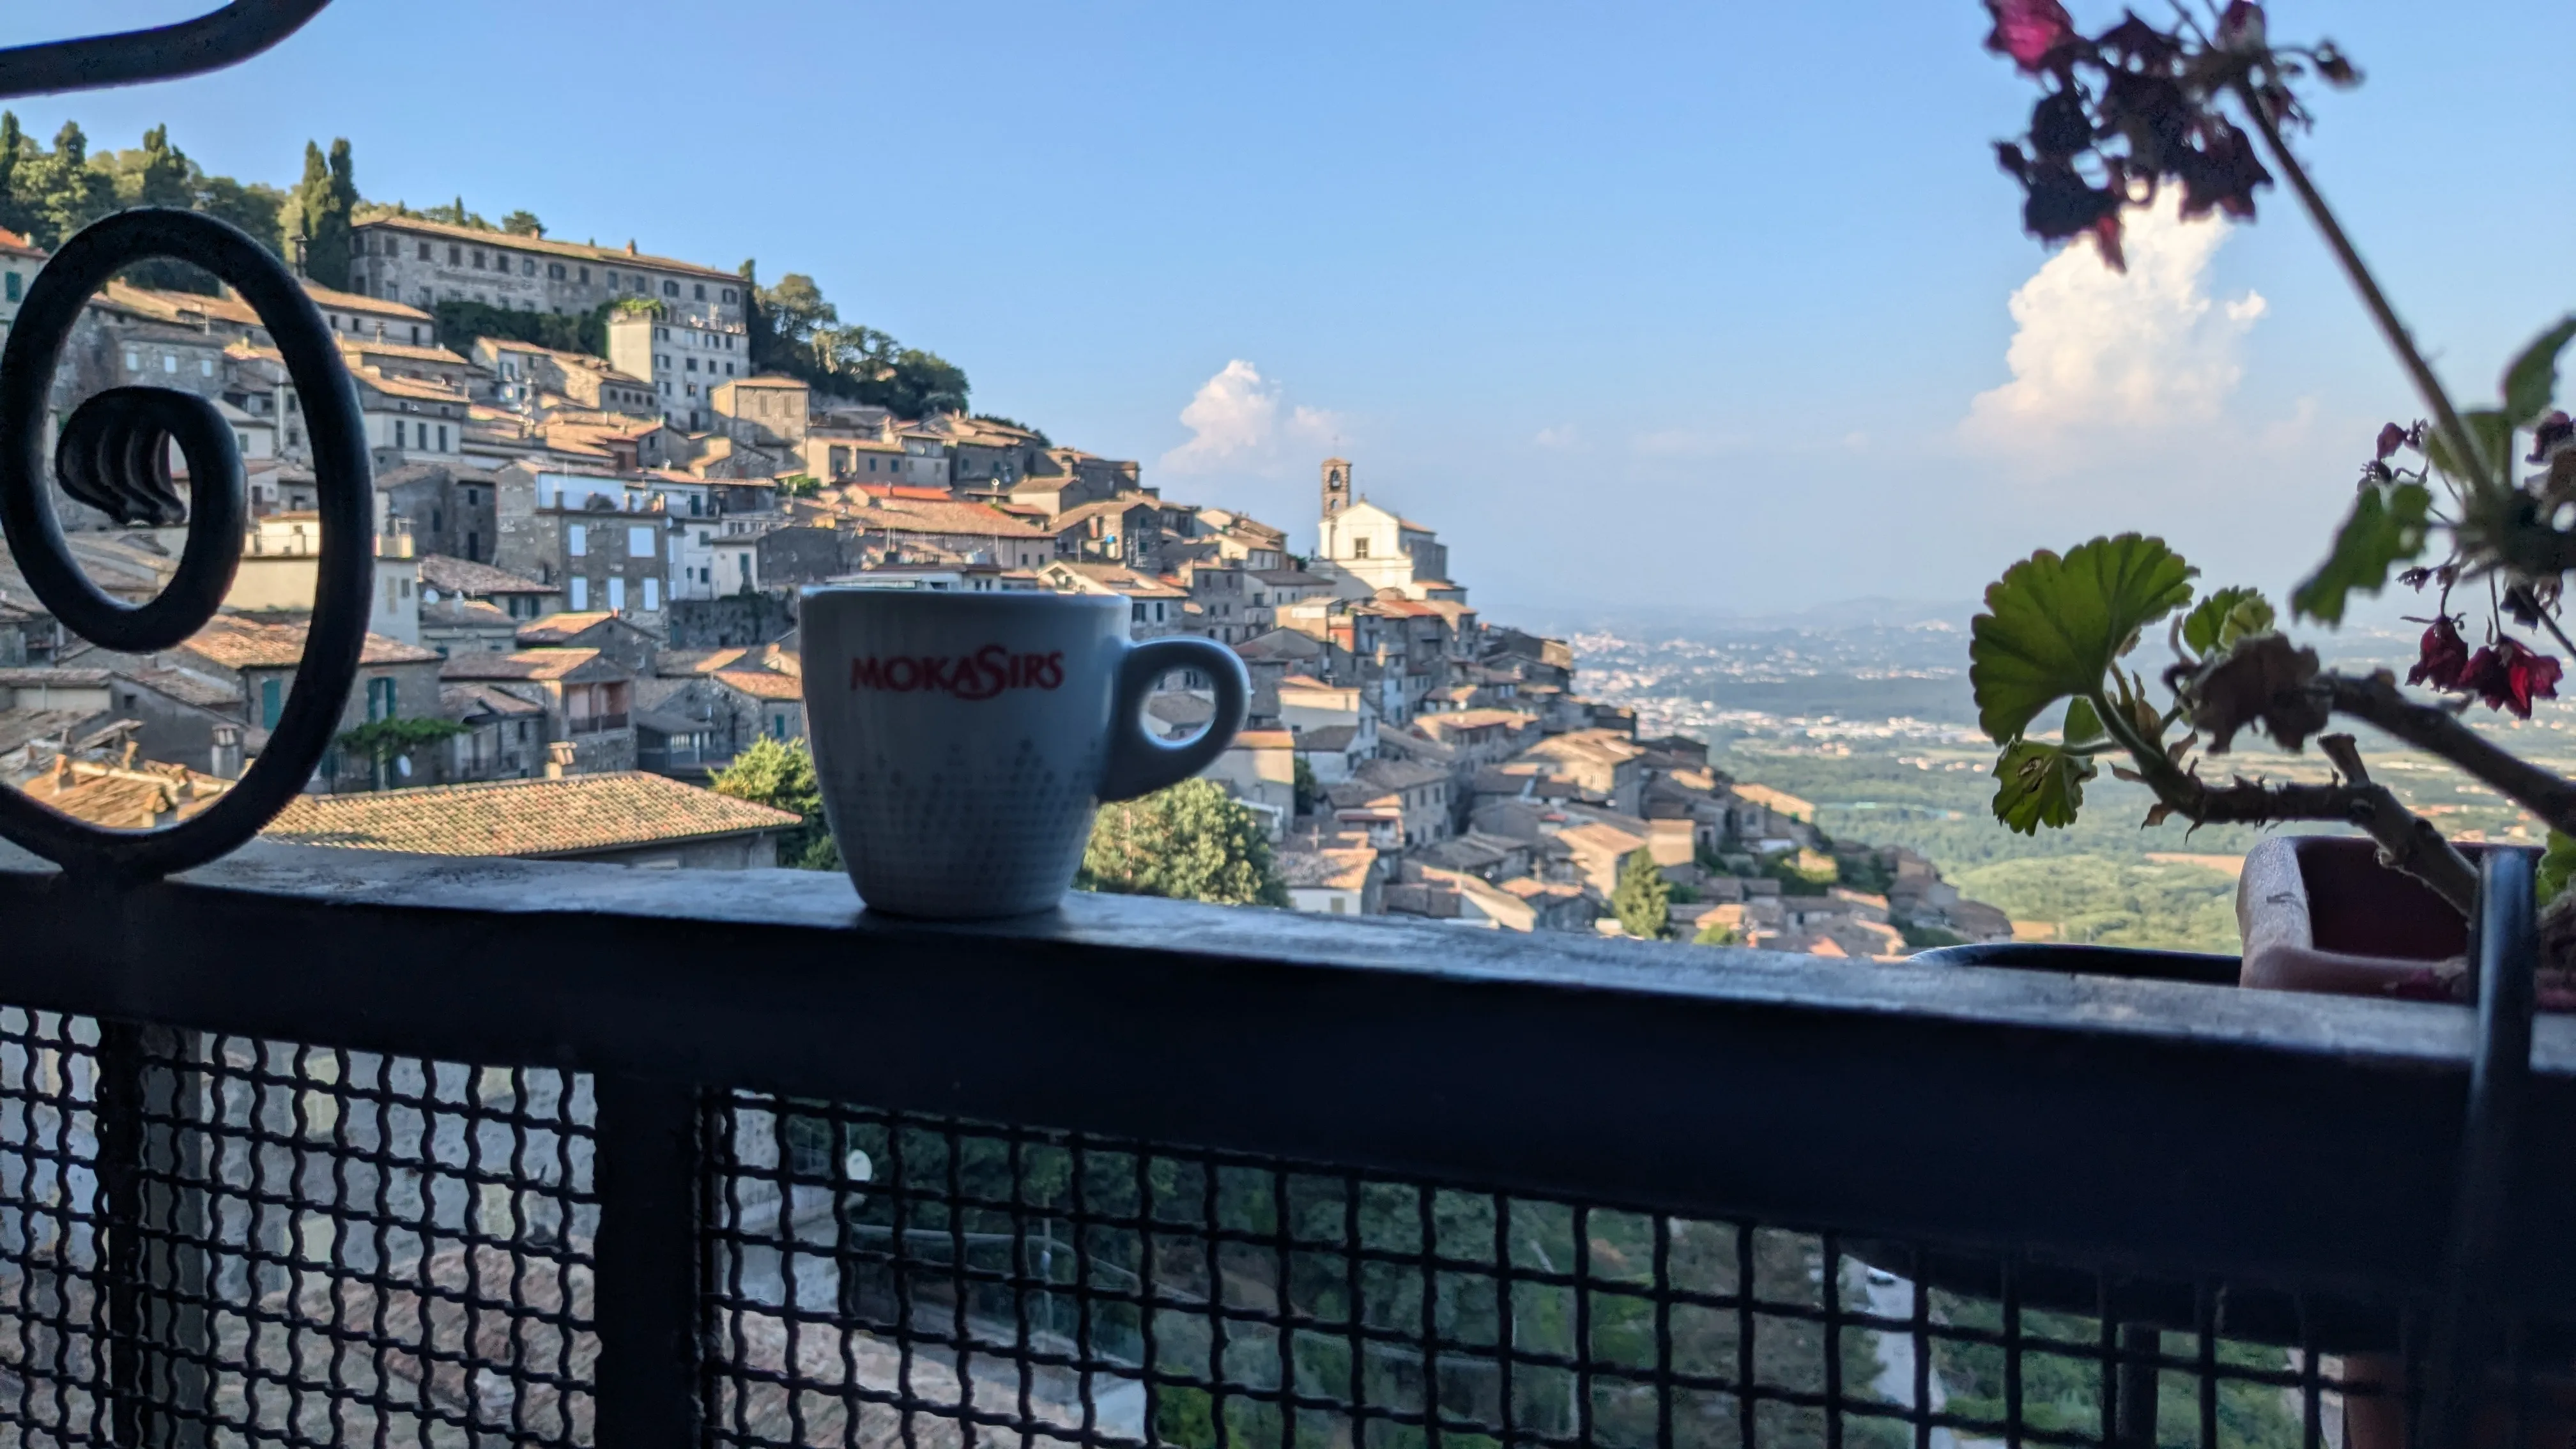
[
  {"x1": 0, "y1": 1, "x2": 331, "y2": 101},
  {"x1": 0, "y1": 208, "x2": 371, "y2": 879}
]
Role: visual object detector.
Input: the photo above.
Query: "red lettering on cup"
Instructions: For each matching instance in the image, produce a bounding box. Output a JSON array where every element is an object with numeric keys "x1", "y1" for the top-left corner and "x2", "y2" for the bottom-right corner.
[{"x1": 848, "y1": 646, "x2": 1066, "y2": 697}]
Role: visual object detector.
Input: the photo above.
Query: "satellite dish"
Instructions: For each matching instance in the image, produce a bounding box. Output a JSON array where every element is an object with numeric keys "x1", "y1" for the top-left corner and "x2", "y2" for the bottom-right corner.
[{"x1": 395, "y1": 756, "x2": 413, "y2": 779}]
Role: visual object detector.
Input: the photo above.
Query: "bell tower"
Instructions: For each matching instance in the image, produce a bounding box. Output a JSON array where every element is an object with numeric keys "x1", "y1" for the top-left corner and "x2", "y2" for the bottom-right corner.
[{"x1": 1320, "y1": 457, "x2": 1352, "y2": 520}]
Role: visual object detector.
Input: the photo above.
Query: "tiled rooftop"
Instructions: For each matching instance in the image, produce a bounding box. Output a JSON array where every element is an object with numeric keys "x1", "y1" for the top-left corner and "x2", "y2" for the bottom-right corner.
[{"x1": 263, "y1": 771, "x2": 799, "y2": 859}]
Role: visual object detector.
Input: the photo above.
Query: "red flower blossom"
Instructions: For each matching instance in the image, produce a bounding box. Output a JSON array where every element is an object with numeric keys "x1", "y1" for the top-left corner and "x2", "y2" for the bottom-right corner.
[
  {"x1": 2375, "y1": 422, "x2": 2409, "y2": 461},
  {"x1": 1983, "y1": 0, "x2": 2077, "y2": 74},
  {"x1": 2214, "y1": 1, "x2": 2268, "y2": 52},
  {"x1": 2408, "y1": 617, "x2": 2471, "y2": 690},
  {"x1": 2460, "y1": 636, "x2": 2564, "y2": 718}
]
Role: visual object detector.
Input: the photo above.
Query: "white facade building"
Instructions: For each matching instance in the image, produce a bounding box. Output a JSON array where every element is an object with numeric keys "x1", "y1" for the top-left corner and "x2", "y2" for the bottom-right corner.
[{"x1": 606, "y1": 310, "x2": 753, "y2": 433}]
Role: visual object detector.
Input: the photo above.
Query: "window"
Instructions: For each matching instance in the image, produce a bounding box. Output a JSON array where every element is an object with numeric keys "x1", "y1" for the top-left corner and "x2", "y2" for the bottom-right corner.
[
  {"x1": 642, "y1": 578, "x2": 660, "y2": 611},
  {"x1": 410, "y1": 324, "x2": 421, "y2": 344},
  {"x1": 392, "y1": 420, "x2": 405, "y2": 448},
  {"x1": 721, "y1": 288, "x2": 735, "y2": 303},
  {"x1": 260, "y1": 678, "x2": 282, "y2": 728},
  {"x1": 663, "y1": 280, "x2": 678, "y2": 297},
  {"x1": 568, "y1": 524, "x2": 587, "y2": 557},
  {"x1": 569, "y1": 576, "x2": 588, "y2": 610},
  {"x1": 693, "y1": 283, "x2": 706, "y2": 300},
  {"x1": 686, "y1": 358, "x2": 697, "y2": 373},
  {"x1": 689, "y1": 495, "x2": 702, "y2": 517},
  {"x1": 1353, "y1": 537, "x2": 1370, "y2": 558},
  {"x1": 548, "y1": 263, "x2": 565, "y2": 280},
  {"x1": 472, "y1": 250, "x2": 486, "y2": 270},
  {"x1": 656, "y1": 326, "x2": 669, "y2": 341},
  {"x1": 4, "y1": 272, "x2": 18, "y2": 302},
  {"x1": 700, "y1": 567, "x2": 711, "y2": 583},
  {"x1": 418, "y1": 242, "x2": 431, "y2": 261},
  {"x1": 200, "y1": 358, "x2": 213, "y2": 376},
  {"x1": 770, "y1": 714, "x2": 786, "y2": 739},
  {"x1": 161, "y1": 353, "x2": 176, "y2": 373},
  {"x1": 607, "y1": 577, "x2": 625, "y2": 613},
  {"x1": 522, "y1": 258, "x2": 537, "y2": 276},
  {"x1": 579, "y1": 266, "x2": 589, "y2": 284},
  {"x1": 724, "y1": 362, "x2": 735, "y2": 376},
  {"x1": 366, "y1": 677, "x2": 396, "y2": 723},
  {"x1": 626, "y1": 526, "x2": 654, "y2": 558},
  {"x1": 437, "y1": 424, "x2": 447, "y2": 450}
]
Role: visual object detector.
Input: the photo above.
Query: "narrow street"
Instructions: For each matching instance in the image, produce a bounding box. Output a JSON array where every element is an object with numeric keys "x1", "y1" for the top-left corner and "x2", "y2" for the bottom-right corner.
[{"x1": 1861, "y1": 1273, "x2": 1961, "y2": 1449}]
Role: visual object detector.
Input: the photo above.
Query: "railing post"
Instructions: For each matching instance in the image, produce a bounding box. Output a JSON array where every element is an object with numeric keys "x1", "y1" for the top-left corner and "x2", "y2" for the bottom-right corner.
[
  {"x1": 595, "y1": 1072, "x2": 703, "y2": 1449},
  {"x1": 95, "y1": 1020, "x2": 210, "y2": 1449}
]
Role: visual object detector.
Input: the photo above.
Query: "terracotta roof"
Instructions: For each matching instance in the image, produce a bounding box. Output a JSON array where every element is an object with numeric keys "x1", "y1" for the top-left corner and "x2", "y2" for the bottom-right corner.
[
  {"x1": 420, "y1": 597, "x2": 516, "y2": 627},
  {"x1": 1279, "y1": 847, "x2": 1377, "y2": 892},
  {"x1": 712, "y1": 668, "x2": 802, "y2": 702},
  {"x1": 440, "y1": 648, "x2": 621, "y2": 683},
  {"x1": 118, "y1": 668, "x2": 241, "y2": 709},
  {"x1": 0, "y1": 227, "x2": 43, "y2": 261},
  {"x1": 720, "y1": 374, "x2": 807, "y2": 390},
  {"x1": 25, "y1": 760, "x2": 232, "y2": 829},
  {"x1": 264, "y1": 771, "x2": 798, "y2": 858},
  {"x1": 1418, "y1": 709, "x2": 1536, "y2": 734},
  {"x1": 658, "y1": 647, "x2": 752, "y2": 676},
  {"x1": 353, "y1": 214, "x2": 744, "y2": 284},
  {"x1": 847, "y1": 498, "x2": 1050, "y2": 538},
  {"x1": 339, "y1": 336, "x2": 473, "y2": 367},
  {"x1": 0, "y1": 667, "x2": 111, "y2": 687},
  {"x1": 418, "y1": 554, "x2": 556, "y2": 597},
  {"x1": 356, "y1": 368, "x2": 469, "y2": 405},
  {"x1": 516, "y1": 611, "x2": 620, "y2": 644},
  {"x1": 0, "y1": 707, "x2": 105, "y2": 755},
  {"x1": 1231, "y1": 730, "x2": 1296, "y2": 749},
  {"x1": 439, "y1": 682, "x2": 545, "y2": 719},
  {"x1": 303, "y1": 282, "x2": 432, "y2": 321},
  {"x1": 183, "y1": 617, "x2": 440, "y2": 669}
]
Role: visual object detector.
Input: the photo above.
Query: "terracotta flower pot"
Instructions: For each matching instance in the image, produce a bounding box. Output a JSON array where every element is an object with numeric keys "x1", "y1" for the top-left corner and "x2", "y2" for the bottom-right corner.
[{"x1": 2237, "y1": 836, "x2": 2479, "y2": 1002}]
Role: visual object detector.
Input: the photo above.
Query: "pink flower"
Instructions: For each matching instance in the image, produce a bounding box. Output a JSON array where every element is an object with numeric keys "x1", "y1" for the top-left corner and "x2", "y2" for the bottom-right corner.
[
  {"x1": 2407, "y1": 616, "x2": 2470, "y2": 690},
  {"x1": 2375, "y1": 422, "x2": 2409, "y2": 461},
  {"x1": 1983, "y1": 0, "x2": 2078, "y2": 74},
  {"x1": 2460, "y1": 636, "x2": 2564, "y2": 719}
]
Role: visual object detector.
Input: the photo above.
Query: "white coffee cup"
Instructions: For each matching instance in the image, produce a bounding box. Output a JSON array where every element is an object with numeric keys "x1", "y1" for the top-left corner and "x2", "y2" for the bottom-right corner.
[{"x1": 799, "y1": 588, "x2": 1250, "y2": 918}]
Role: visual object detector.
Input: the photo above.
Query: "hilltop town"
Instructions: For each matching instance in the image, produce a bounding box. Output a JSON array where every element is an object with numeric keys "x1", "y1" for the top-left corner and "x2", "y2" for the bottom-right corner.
[{"x1": 0, "y1": 219, "x2": 2013, "y2": 953}]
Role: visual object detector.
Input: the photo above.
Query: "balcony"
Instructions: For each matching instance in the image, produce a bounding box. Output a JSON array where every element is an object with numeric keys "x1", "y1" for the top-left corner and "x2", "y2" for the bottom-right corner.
[
  {"x1": 571, "y1": 712, "x2": 629, "y2": 735},
  {"x1": 0, "y1": 837, "x2": 2561, "y2": 1448}
]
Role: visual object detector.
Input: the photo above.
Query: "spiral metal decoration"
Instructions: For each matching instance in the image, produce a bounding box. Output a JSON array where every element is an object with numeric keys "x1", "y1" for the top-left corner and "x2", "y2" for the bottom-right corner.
[{"x1": 0, "y1": 208, "x2": 371, "y2": 879}]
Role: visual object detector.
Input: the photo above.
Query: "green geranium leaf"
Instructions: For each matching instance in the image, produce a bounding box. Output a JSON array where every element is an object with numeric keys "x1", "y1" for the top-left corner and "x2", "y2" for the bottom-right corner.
[
  {"x1": 2062, "y1": 696, "x2": 2105, "y2": 747},
  {"x1": 2181, "y1": 586, "x2": 2275, "y2": 656},
  {"x1": 1991, "y1": 739, "x2": 2096, "y2": 836},
  {"x1": 2542, "y1": 830, "x2": 2576, "y2": 909},
  {"x1": 2504, "y1": 315, "x2": 2576, "y2": 427},
  {"x1": 1970, "y1": 535, "x2": 2197, "y2": 745},
  {"x1": 2290, "y1": 482, "x2": 2432, "y2": 625}
]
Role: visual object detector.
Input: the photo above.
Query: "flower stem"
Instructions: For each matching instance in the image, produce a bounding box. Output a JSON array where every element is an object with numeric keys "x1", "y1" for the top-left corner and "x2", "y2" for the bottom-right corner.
[{"x1": 2232, "y1": 80, "x2": 2490, "y2": 493}]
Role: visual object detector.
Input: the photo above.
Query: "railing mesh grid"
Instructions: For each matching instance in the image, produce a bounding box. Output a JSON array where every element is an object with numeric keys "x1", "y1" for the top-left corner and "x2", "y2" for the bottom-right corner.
[{"x1": 0, "y1": 1004, "x2": 2532, "y2": 1448}]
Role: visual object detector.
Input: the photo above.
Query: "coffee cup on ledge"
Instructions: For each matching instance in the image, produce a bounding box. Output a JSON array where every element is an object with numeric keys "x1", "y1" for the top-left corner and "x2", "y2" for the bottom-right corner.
[{"x1": 799, "y1": 588, "x2": 1250, "y2": 919}]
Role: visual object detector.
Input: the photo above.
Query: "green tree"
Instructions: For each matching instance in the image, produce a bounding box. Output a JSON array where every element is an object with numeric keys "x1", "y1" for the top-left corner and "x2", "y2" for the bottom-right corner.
[
  {"x1": 500, "y1": 209, "x2": 544, "y2": 237},
  {"x1": 1291, "y1": 755, "x2": 1317, "y2": 815},
  {"x1": 293, "y1": 137, "x2": 356, "y2": 288},
  {"x1": 710, "y1": 737, "x2": 840, "y2": 870},
  {"x1": 116, "y1": 125, "x2": 218, "y2": 291},
  {"x1": 433, "y1": 298, "x2": 613, "y2": 358},
  {"x1": 1692, "y1": 917, "x2": 1743, "y2": 946},
  {"x1": 198, "y1": 174, "x2": 288, "y2": 257},
  {"x1": 1611, "y1": 848, "x2": 1671, "y2": 940},
  {"x1": 1078, "y1": 779, "x2": 1289, "y2": 907},
  {"x1": 741, "y1": 262, "x2": 972, "y2": 417},
  {"x1": 19, "y1": 121, "x2": 113, "y2": 250},
  {"x1": 0, "y1": 112, "x2": 26, "y2": 241},
  {"x1": 418, "y1": 195, "x2": 491, "y2": 229},
  {"x1": 333, "y1": 718, "x2": 468, "y2": 792}
]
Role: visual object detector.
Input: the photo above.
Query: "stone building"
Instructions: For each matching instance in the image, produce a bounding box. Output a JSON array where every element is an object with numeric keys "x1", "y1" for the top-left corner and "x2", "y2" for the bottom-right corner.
[
  {"x1": 491, "y1": 466, "x2": 672, "y2": 624},
  {"x1": 606, "y1": 309, "x2": 753, "y2": 433},
  {"x1": 349, "y1": 217, "x2": 746, "y2": 329},
  {"x1": 710, "y1": 375, "x2": 809, "y2": 451},
  {"x1": 438, "y1": 648, "x2": 638, "y2": 775}
]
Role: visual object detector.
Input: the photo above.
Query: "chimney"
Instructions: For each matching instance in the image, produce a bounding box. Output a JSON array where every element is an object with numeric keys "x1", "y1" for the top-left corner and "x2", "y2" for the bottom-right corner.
[
  {"x1": 544, "y1": 740, "x2": 577, "y2": 779},
  {"x1": 210, "y1": 725, "x2": 243, "y2": 780}
]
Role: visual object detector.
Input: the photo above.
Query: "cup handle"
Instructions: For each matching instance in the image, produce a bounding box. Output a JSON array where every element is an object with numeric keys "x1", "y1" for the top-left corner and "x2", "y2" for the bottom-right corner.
[{"x1": 1098, "y1": 636, "x2": 1250, "y2": 802}]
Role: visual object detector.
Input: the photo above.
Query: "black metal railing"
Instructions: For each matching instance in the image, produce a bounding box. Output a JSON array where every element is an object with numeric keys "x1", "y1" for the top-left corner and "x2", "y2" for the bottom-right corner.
[{"x1": 0, "y1": 840, "x2": 2564, "y2": 1447}]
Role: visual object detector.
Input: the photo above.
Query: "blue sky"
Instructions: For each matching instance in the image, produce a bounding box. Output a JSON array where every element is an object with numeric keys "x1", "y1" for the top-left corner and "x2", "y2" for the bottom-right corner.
[{"x1": 8, "y1": 1, "x2": 2573, "y2": 625}]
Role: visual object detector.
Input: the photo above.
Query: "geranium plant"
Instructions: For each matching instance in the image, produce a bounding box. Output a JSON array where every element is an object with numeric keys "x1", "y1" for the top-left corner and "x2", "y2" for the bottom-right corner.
[{"x1": 1970, "y1": 0, "x2": 2576, "y2": 941}]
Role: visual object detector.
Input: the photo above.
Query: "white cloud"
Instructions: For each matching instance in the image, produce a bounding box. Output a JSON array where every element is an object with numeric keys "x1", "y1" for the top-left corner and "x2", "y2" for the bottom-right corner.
[
  {"x1": 1534, "y1": 424, "x2": 1577, "y2": 449},
  {"x1": 1961, "y1": 191, "x2": 2266, "y2": 461},
  {"x1": 1161, "y1": 360, "x2": 1342, "y2": 475},
  {"x1": 1630, "y1": 428, "x2": 1745, "y2": 459}
]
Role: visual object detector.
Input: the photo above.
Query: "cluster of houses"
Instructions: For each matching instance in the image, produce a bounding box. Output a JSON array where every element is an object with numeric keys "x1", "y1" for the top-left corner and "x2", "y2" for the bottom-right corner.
[{"x1": 0, "y1": 220, "x2": 2014, "y2": 948}]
